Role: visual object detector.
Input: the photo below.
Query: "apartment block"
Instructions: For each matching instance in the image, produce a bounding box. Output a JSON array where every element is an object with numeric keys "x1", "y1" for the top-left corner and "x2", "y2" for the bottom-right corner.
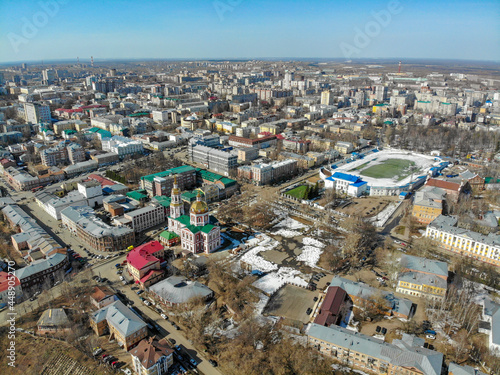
[
  {"x1": 396, "y1": 254, "x2": 448, "y2": 302},
  {"x1": 124, "y1": 204, "x2": 165, "y2": 233},
  {"x1": 425, "y1": 215, "x2": 500, "y2": 267},
  {"x1": 102, "y1": 136, "x2": 144, "y2": 159},
  {"x1": 308, "y1": 324, "x2": 443, "y2": 375},
  {"x1": 140, "y1": 165, "x2": 196, "y2": 197},
  {"x1": 61, "y1": 206, "x2": 135, "y2": 252},
  {"x1": 190, "y1": 144, "x2": 238, "y2": 176}
]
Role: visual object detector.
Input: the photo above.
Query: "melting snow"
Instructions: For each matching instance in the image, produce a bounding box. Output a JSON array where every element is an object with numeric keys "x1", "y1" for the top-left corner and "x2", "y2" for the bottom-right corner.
[{"x1": 253, "y1": 267, "x2": 308, "y2": 294}]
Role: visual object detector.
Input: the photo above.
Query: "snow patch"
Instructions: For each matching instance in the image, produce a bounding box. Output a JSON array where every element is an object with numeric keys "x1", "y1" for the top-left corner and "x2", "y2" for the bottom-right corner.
[
  {"x1": 240, "y1": 234, "x2": 279, "y2": 272},
  {"x1": 297, "y1": 245, "x2": 323, "y2": 268},
  {"x1": 274, "y1": 229, "x2": 302, "y2": 238},
  {"x1": 253, "y1": 267, "x2": 308, "y2": 294},
  {"x1": 273, "y1": 217, "x2": 308, "y2": 230}
]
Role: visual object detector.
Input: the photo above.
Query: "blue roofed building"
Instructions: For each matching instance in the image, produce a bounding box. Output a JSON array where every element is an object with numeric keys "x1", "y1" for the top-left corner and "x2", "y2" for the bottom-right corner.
[
  {"x1": 325, "y1": 172, "x2": 368, "y2": 197},
  {"x1": 330, "y1": 276, "x2": 415, "y2": 319},
  {"x1": 90, "y1": 300, "x2": 147, "y2": 350}
]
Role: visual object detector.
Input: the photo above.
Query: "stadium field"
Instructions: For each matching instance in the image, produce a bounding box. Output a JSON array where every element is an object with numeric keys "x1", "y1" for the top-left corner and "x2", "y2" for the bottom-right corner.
[{"x1": 360, "y1": 159, "x2": 416, "y2": 179}]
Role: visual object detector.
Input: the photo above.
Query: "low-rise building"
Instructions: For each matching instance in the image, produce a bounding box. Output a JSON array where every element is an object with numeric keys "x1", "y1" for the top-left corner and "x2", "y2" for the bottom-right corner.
[
  {"x1": 91, "y1": 152, "x2": 120, "y2": 166},
  {"x1": 307, "y1": 324, "x2": 443, "y2": 375},
  {"x1": 335, "y1": 141, "x2": 354, "y2": 154},
  {"x1": 124, "y1": 204, "x2": 165, "y2": 233},
  {"x1": 14, "y1": 253, "x2": 68, "y2": 295},
  {"x1": 425, "y1": 215, "x2": 500, "y2": 267},
  {"x1": 314, "y1": 286, "x2": 351, "y2": 327},
  {"x1": 90, "y1": 285, "x2": 118, "y2": 309},
  {"x1": 330, "y1": 276, "x2": 415, "y2": 319},
  {"x1": 37, "y1": 308, "x2": 71, "y2": 335},
  {"x1": 396, "y1": 254, "x2": 448, "y2": 302},
  {"x1": 448, "y1": 362, "x2": 488, "y2": 375},
  {"x1": 0, "y1": 271, "x2": 22, "y2": 305},
  {"x1": 61, "y1": 206, "x2": 135, "y2": 252},
  {"x1": 3, "y1": 166, "x2": 39, "y2": 191},
  {"x1": 129, "y1": 337, "x2": 174, "y2": 375},
  {"x1": 324, "y1": 172, "x2": 368, "y2": 197},
  {"x1": 126, "y1": 241, "x2": 165, "y2": 289},
  {"x1": 90, "y1": 300, "x2": 147, "y2": 351},
  {"x1": 411, "y1": 186, "x2": 445, "y2": 225},
  {"x1": 149, "y1": 276, "x2": 213, "y2": 307},
  {"x1": 2, "y1": 204, "x2": 65, "y2": 259},
  {"x1": 102, "y1": 136, "x2": 144, "y2": 159}
]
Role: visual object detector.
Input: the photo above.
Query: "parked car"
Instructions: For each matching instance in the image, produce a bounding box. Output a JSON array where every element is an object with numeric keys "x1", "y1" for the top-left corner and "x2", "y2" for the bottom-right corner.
[
  {"x1": 160, "y1": 313, "x2": 168, "y2": 320},
  {"x1": 306, "y1": 308, "x2": 312, "y2": 315},
  {"x1": 136, "y1": 290, "x2": 144, "y2": 295},
  {"x1": 209, "y1": 359, "x2": 218, "y2": 367},
  {"x1": 168, "y1": 338, "x2": 176, "y2": 346},
  {"x1": 93, "y1": 348, "x2": 103, "y2": 356}
]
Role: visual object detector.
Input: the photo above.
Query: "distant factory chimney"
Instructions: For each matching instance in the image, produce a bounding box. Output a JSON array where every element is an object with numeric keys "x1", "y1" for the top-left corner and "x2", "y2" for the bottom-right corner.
[
  {"x1": 91, "y1": 56, "x2": 94, "y2": 67},
  {"x1": 398, "y1": 61, "x2": 402, "y2": 74}
]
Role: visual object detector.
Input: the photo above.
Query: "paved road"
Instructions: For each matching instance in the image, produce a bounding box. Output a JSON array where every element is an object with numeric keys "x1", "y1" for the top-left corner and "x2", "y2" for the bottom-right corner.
[{"x1": 92, "y1": 261, "x2": 223, "y2": 375}]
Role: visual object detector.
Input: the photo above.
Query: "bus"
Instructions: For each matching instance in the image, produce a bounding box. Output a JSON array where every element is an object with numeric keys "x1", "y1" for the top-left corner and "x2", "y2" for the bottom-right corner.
[{"x1": 31, "y1": 186, "x2": 44, "y2": 193}]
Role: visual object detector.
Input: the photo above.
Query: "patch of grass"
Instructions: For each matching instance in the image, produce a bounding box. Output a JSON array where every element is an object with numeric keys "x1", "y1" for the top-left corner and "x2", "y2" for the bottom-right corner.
[
  {"x1": 285, "y1": 185, "x2": 309, "y2": 200},
  {"x1": 349, "y1": 161, "x2": 370, "y2": 171},
  {"x1": 395, "y1": 226, "x2": 406, "y2": 235},
  {"x1": 360, "y1": 159, "x2": 417, "y2": 179}
]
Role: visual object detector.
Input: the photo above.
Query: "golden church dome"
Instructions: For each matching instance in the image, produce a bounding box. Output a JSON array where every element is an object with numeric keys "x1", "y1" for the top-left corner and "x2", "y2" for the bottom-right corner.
[{"x1": 190, "y1": 192, "x2": 208, "y2": 214}]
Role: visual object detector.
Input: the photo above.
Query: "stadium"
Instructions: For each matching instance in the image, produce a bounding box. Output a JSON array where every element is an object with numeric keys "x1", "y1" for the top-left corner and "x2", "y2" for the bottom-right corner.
[{"x1": 320, "y1": 149, "x2": 445, "y2": 197}]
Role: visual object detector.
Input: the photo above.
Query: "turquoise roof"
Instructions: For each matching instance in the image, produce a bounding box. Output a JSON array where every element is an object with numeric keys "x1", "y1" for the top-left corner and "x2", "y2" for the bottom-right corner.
[{"x1": 141, "y1": 165, "x2": 195, "y2": 182}]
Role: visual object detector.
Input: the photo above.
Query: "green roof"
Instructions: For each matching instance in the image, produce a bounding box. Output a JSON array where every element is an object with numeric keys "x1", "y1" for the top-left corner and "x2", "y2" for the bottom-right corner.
[
  {"x1": 128, "y1": 112, "x2": 151, "y2": 117},
  {"x1": 485, "y1": 177, "x2": 500, "y2": 184},
  {"x1": 152, "y1": 195, "x2": 171, "y2": 207},
  {"x1": 141, "y1": 165, "x2": 196, "y2": 182},
  {"x1": 62, "y1": 129, "x2": 77, "y2": 134},
  {"x1": 88, "y1": 127, "x2": 112, "y2": 138},
  {"x1": 185, "y1": 225, "x2": 201, "y2": 234},
  {"x1": 200, "y1": 224, "x2": 215, "y2": 234},
  {"x1": 173, "y1": 215, "x2": 191, "y2": 227},
  {"x1": 159, "y1": 231, "x2": 179, "y2": 240},
  {"x1": 197, "y1": 168, "x2": 224, "y2": 182},
  {"x1": 417, "y1": 100, "x2": 431, "y2": 103},
  {"x1": 219, "y1": 177, "x2": 236, "y2": 187},
  {"x1": 126, "y1": 190, "x2": 148, "y2": 201},
  {"x1": 182, "y1": 191, "x2": 199, "y2": 202}
]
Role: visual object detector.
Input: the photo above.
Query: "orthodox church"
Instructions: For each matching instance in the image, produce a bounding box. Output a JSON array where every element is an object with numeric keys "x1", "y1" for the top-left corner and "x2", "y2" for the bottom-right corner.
[{"x1": 167, "y1": 176, "x2": 221, "y2": 254}]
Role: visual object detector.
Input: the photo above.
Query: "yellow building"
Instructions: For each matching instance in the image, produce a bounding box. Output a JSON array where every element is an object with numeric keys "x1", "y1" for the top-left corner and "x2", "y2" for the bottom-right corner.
[
  {"x1": 426, "y1": 215, "x2": 500, "y2": 267},
  {"x1": 90, "y1": 300, "x2": 148, "y2": 351},
  {"x1": 411, "y1": 187, "x2": 445, "y2": 225}
]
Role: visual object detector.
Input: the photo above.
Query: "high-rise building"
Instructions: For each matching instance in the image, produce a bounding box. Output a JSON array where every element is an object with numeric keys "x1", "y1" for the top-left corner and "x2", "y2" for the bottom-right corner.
[
  {"x1": 42, "y1": 69, "x2": 56, "y2": 84},
  {"x1": 321, "y1": 90, "x2": 334, "y2": 105},
  {"x1": 24, "y1": 102, "x2": 51, "y2": 124}
]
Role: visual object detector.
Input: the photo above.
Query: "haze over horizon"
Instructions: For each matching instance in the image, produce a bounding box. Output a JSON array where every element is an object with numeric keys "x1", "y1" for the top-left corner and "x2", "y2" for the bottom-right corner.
[{"x1": 1, "y1": 0, "x2": 499, "y2": 63}]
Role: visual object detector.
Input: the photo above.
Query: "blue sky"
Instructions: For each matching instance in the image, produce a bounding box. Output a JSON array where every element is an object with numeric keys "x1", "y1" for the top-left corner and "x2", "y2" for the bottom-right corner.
[{"x1": 0, "y1": 0, "x2": 499, "y2": 63}]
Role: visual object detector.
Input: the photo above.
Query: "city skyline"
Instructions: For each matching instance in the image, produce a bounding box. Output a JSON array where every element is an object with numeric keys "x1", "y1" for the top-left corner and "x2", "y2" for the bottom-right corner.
[{"x1": 1, "y1": 0, "x2": 499, "y2": 63}]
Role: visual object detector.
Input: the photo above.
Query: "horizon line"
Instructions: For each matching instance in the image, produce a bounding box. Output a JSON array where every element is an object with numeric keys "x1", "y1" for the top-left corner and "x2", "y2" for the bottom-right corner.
[{"x1": 1, "y1": 57, "x2": 500, "y2": 66}]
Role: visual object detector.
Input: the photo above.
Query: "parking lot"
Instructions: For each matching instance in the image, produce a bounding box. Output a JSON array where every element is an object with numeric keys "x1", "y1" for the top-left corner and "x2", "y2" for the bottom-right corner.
[{"x1": 263, "y1": 284, "x2": 319, "y2": 324}]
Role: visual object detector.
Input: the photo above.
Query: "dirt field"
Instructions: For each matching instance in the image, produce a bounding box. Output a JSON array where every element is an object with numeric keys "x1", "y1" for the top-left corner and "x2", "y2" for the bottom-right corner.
[
  {"x1": 263, "y1": 284, "x2": 319, "y2": 325},
  {"x1": 0, "y1": 329, "x2": 112, "y2": 375},
  {"x1": 336, "y1": 196, "x2": 397, "y2": 218}
]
